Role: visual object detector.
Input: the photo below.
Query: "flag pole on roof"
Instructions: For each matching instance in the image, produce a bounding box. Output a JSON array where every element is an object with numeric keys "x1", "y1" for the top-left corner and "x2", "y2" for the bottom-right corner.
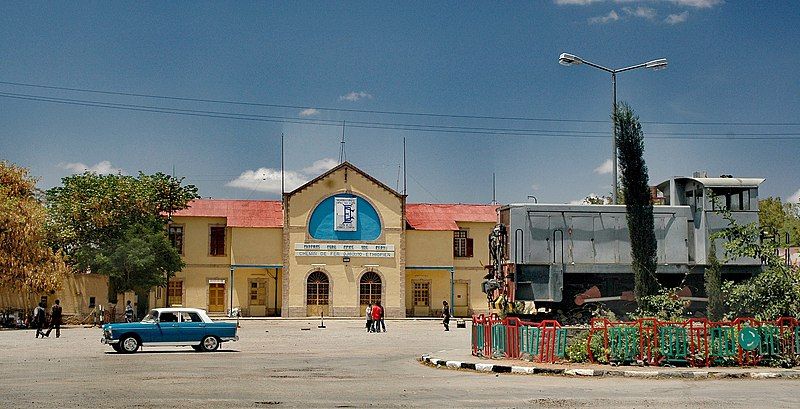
[{"x1": 281, "y1": 132, "x2": 284, "y2": 195}]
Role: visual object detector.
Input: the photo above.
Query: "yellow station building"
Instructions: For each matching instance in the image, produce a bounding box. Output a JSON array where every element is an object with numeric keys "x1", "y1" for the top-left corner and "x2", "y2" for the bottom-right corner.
[{"x1": 155, "y1": 162, "x2": 497, "y2": 318}]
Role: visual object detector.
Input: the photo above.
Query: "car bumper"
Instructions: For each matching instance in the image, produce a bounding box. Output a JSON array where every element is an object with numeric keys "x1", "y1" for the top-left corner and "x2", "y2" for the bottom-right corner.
[
  {"x1": 101, "y1": 337, "x2": 119, "y2": 344},
  {"x1": 220, "y1": 335, "x2": 239, "y2": 342}
]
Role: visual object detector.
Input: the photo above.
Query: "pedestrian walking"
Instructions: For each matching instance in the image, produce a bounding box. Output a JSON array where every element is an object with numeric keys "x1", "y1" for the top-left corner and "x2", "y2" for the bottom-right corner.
[
  {"x1": 376, "y1": 301, "x2": 386, "y2": 333},
  {"x1": 124, "y1": 300, "x2": 135, "y2": 323},
  {"x1": 33, "y1": 301, "x2": 47, "y2": 338},
  {"x1": 371, "y1": 301, "x2": 382, "y2": 332},
  {"x1": 441, "y1": 300, "x2": 451, "y2": 331},
  {"x1": 365, "y1": 303, "x2": 373, "y2": 332},
  {"x1": 44, "y1": 299, "x2": 63, "y2": 338}
]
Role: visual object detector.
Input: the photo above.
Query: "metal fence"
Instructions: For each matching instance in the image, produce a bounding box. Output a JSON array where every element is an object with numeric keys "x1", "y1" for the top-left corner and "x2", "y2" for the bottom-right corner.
[
  {"x1": 588, "y1": 317, "x2": 800, "y2": 367},
  {"x1": 471, "y1": 315, "x2": 567, "y2": 363}
]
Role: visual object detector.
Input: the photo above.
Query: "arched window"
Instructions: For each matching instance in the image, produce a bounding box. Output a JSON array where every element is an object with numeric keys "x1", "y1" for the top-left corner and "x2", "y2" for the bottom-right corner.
[
  {"x1": 306, "y1": 271, "x2": 330, "y2": 306},
  {"x1": 359, "y1": 271, "x2": 382, "y2": 305}
]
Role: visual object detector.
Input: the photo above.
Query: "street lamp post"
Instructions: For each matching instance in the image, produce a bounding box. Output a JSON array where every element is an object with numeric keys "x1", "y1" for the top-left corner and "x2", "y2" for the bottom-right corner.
[{"x1": 558, "y1": 53, "x2": 667, "y2": 204}]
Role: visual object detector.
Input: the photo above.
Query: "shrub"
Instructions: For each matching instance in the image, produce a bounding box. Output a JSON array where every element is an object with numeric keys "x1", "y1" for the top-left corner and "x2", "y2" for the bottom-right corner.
[{"x1": 565, "y1": 331, "x2": 609, "y2": 364}]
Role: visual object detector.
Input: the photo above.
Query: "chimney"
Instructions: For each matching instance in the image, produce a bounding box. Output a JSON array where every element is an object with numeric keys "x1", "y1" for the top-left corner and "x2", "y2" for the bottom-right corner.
[{"x1": 692, "y1": 171, "x2": 708, "y2": 178}]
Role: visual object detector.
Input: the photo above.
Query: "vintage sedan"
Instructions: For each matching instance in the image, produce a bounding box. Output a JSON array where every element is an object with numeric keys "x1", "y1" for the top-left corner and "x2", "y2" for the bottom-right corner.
[{"x1": 101, "y1": 307, "x2": 238, "y2": 353}]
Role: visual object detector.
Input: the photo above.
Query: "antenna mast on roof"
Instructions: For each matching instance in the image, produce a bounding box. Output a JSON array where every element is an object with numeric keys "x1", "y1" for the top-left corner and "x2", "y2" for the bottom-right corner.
[
  {"x1": 492, "y1": 172, "x2": 497, "y2": 205},
  {"x1": 281, "y1": 132, "x2": 285, "y2": 195},
  {"x1": 403, "y1": 137, "x2": 407, "y2": 196},
  {"x1": 338, "y1": 121, "x2": 347, "y2": 164}
]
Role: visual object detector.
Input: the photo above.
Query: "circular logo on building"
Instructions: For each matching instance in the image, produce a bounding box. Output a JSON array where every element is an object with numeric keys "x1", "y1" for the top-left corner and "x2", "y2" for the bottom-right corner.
[{"x1": 738, "y1": 327, "x2": 761, "y2": 351}]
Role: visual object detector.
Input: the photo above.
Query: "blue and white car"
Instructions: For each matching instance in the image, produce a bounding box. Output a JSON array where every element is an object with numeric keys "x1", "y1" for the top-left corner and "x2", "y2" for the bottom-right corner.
[{"x1": 101, "y1": 307, "x2": 238, "y2": 353}]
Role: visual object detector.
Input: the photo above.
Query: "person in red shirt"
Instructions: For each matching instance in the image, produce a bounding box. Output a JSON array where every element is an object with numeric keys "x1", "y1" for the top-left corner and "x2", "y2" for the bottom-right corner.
[{"x1": 371, "y1": 301, "x2": 384, "y2": 333}]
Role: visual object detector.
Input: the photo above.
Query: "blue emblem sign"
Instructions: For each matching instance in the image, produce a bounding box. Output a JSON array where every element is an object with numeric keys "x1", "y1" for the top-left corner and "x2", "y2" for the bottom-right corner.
[
  {"x1": 334, "y1": 197, "x2": 357, "y2": 232},
  {"x1": 738, "y1": 327, "x2": 761, "y2": 351}
]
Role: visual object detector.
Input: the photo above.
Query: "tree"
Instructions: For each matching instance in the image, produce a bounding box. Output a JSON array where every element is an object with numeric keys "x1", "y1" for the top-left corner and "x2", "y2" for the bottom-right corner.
[
  {"x1": 614, "y1": 103, "x2": 659, "y2": 301},
  {"x1": 713, "y1": 203, "x2": 800, "y2": 320},
  {"x1": 46, "y1": 172, "x2": 198, "y2": 298},
  {"x1": 0, "y1": 161, "x2": 69, "y2": 294},
  {"x1": 93, "y1": 224, "x2": 184, "y2": 297},
  {"x1": 759, "y1": 197, "x2": 800, "y2": 246}
]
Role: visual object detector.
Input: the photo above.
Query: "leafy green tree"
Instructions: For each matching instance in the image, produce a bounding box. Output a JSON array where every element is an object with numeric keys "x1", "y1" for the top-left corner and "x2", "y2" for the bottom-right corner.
[
  {"x1": 759, "y1": 197, "x2": 800, "y2": 246},
  {"x1": 712, "y1": 203, "x2": 800, "y2": 320},
  {"x1": 704, "y1": 241, "x2": 724, "y2": 321},
  {"x1": 46, "y1": 172, "x2": 198, "y2": 298},
  {"x1": 614, "y1": 103, "x2": 659, "y2": 301},
  {"x1": 93, "y1": 224, "x2": 184, "y2": 298},
  {"x1": 0, "y1": 162, "x2": 70, "y2": 294}
]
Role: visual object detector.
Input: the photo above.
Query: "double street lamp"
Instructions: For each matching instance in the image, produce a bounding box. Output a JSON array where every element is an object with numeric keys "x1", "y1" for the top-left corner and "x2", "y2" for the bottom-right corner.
[{"x1": 558, "y1": 53, "x2": 667, "y2": 204}]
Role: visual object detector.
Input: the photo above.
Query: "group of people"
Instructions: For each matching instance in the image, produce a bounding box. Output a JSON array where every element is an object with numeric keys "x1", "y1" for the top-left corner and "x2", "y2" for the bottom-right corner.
[
  {"x1": 365, "y1": 302, "x2": 386, "y2": 332},
  {"x1": 31, "y1": 299, "x2": 62, "y2": 338},
  {"x1": 364, "y1": 300, "x2": 453, "y2": 332}
]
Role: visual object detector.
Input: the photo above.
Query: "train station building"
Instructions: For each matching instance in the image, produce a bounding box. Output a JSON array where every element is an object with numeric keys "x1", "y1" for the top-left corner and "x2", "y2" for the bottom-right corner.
[{"x1": 154, "y1": 162, "x2": 497, "y2": 318}]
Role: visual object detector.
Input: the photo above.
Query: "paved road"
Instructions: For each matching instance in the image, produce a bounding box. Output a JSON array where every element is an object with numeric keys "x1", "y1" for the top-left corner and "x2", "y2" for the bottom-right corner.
[{"x1": 1, "y1": 320, "x2": 798, "y2": 408}]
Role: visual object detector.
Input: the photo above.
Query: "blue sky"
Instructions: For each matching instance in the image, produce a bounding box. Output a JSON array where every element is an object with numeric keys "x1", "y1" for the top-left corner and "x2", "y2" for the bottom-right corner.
[{"x1": 1, "y1": 1, "x2": 799, "y2": 205}]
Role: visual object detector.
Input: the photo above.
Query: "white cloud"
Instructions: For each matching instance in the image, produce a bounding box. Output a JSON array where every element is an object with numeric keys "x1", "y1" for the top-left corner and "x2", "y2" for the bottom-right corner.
[
  {"x1": 593, "y1": 159, "x2": 614, "y2": 174},
  {"x1": 339, "y1": 91, "x2": 373, "y2": 102},
  {"x1": 226, "y1": 168, "x2": 307, "y2": 193},
  {"x1": 302, "y1": 158, "x2": 339, "y2": 175},
  {"x1": 664, "y1": 11, "x2": 689, "y2": 24},
  {"x1": 227, "y1": 157, "x2": 339, "y2": 193},
  {"x1": 623, "y1": 6, "x2": 656, "y2": 19},
  {"x1": 788, "y1": 188, "x2": 800, "y2": 204},
  {"x1": 531, "y1": 184, "x2": 541, "y2": 191},
  {"x1": 668, "y1": 0, "x2": 721, "y2": 8},
  {"x1": 588, "y1": 10, "x2": 620, "y2": 24},
  {"x1": 60, "y1": 160, "x2": 124, "y2": 175},
  {"x1": 299, "y1": 108, "x2": 319, "y2": 117}
]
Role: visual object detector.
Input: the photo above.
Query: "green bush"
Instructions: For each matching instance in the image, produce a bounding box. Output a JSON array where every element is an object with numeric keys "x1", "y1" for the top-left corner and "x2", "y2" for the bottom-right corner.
[
  {"x1": 629, "y1": 287, "x2": 688, "y2": 321},
  {"x1": 565, "y1": 331, "x2": 609, "y2": 364}
]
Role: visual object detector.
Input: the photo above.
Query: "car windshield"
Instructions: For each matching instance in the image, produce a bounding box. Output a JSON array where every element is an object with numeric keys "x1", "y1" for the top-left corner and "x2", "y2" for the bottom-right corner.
[{"x1": 141, "y1": 310, "x2": 159, "y2": 322}]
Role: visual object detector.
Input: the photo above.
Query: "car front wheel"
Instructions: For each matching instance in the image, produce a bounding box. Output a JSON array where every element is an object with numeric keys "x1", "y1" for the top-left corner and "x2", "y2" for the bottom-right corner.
[
  {"x1": 200, "y1": 335, "x2": 219, "y2": 352},
  {"x1": 111, "y1": 343, "x2": 123, "y2": 353},
  {"x1": 119, "y1": 335, "x2": 140, "y2": 353}
]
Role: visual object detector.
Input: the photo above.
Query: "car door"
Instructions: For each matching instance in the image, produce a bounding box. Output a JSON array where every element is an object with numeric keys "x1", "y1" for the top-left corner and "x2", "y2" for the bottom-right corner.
[
  {"x1": 179, "y1": 311, "x2": 206, "y2": 342},
  {"x1": 156, "y1": 311, "x2": 180, "y2": 342}
]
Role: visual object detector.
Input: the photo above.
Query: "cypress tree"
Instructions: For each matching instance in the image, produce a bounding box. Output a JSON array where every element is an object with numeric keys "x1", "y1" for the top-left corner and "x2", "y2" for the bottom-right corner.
[{"x1": 615, "y1": 103, "x2": 659, "y2": 300}]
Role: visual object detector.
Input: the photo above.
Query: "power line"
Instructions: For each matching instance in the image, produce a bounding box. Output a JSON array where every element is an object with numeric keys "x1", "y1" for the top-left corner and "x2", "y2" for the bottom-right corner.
[
  {"x1": 2, "y1": 91, "x2": 800, "y2": 140},
  {"x1": 2, "y1": 79, "x2": 799, "y2": 126}
]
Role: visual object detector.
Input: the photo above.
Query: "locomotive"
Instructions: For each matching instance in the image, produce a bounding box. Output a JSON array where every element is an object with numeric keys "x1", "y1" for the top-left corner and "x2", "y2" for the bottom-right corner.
[{"x1": 482, "y1": 173, "x2": 765, "y2": 315}]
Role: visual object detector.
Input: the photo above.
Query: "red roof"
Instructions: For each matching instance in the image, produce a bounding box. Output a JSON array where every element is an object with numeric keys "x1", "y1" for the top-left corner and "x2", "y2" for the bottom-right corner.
[
  {"x1": 406, "y1": 204, "x2": 498, "y2": 231},
  {"x1": 172, "y1": 200, "x2": 283, "y2": 228},
  {"x1": 172, "y1": 200, "x2": 498, "y2": 231}
]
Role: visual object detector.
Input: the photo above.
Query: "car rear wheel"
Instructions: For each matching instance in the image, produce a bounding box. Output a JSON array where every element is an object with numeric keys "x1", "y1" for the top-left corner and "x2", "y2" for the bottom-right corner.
[
  {"x1": 119, "y1": 335, "x2": 140, "y2": 353},
  {"x1": 200, "y1": 335, "x2": 219, "y2": 352}
]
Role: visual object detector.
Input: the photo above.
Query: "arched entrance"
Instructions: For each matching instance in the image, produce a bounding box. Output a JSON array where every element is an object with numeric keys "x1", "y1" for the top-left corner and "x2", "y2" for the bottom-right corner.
[
  {"x1": 306, "y1": 271, "x2": 330, "y2": 317},
  {"x1": 359, "y1": 271, "x2": 382, "y2": 316}
]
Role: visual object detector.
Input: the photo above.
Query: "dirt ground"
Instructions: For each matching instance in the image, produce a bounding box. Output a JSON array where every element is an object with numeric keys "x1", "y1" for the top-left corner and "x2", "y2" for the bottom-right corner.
[{"x1": 1, "y1": 319, "x2": 798, "y2": 408}]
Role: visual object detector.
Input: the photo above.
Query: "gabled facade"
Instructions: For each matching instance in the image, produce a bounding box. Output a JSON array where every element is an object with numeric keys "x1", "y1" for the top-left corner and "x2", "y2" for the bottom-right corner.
[{"x1": 155, "y1": 162, "x2": 497, "y2": 318}]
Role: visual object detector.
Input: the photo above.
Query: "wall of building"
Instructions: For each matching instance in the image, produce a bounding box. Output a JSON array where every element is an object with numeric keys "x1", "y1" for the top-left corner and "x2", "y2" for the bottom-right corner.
[
  {"x1": 0, "y1": 273, "x2": 109, "y2": 317},
  {"x1": 283, "y1": 166, "x2": 405, "y2": 318}
]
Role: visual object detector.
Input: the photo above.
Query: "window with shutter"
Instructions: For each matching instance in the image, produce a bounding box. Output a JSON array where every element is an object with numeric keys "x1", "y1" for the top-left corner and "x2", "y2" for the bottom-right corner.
[
  {"x1": 209, "y1": 226, "x2": 226, "y2": 256},
  {"x1": 453, "y1": 230, "x2": 471, "y2": 257}
]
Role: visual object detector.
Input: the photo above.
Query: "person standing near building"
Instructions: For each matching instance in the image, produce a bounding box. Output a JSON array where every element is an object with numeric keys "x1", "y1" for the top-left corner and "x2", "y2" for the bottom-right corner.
[
  {"x1": 441, "y1": 300, "x2": 451, "y2": 331},
  {"x1": 371, "y1": 301, "x2": 382, "y2": 333},
  {"x1": 45, "y1": 299, "x2": 62, "y2": 338},
  {"x1": 124, "y1": 300, "x2": 134, "y2": 323},
  {"x1": 375, "y1": 301, "x2": 386, "y2": 333},
  {"x1": 365, "y1": 303, "x2": 373, "y2": 332},
  {"x1": 33, "y1": 301, "x2": 47, "y2": 338}
]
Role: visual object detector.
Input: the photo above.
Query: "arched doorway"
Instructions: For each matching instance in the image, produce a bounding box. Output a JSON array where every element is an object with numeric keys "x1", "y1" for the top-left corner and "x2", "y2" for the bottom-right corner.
[
  {"x1": 306, "y1": 271, "x2": 330, "y2": 317},
  {"x1": 359, "y1": 271, "x2": 382, "y2": 316}
]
